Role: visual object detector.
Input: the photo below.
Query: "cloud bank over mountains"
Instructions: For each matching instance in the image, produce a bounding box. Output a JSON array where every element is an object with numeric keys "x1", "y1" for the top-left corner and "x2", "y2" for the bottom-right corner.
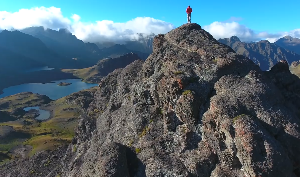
[
  {"x1": 0, "y1": 6, "x2": 174, "y2": 43},
  {"x1": 203, "y1": 21, "x2": 300, "y2": 43},
  {"x1": 71, "y1": 16, "x2": 174, "y2": 43},
  {"x1": 0, "y1": 6, "x2": 299, "y2": 43},
  {"x1": 0, "y1": 7, "x2": 71, "y2": 31}
]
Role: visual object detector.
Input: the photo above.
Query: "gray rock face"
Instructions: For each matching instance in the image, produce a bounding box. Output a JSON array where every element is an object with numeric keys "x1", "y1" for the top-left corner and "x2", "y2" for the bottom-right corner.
[
  {"x1": 2, "y1": 23, "x2": 300, "y2": 177},
  {"x1": 0, "y1": 146, "x2": 67, "y2": 177}
]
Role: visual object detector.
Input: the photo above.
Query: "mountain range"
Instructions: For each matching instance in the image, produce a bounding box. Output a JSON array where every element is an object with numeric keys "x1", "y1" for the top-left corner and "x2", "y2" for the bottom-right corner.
[
  {"x1": 0, "y1": 27, "x2": 154, "y2": 93},
  {"x1": 0, "y1": 27, "x2": 154, "y2": 71},
  {"x1": 20, "y1": 27, "x2": 152, "y2": 66},
  {"x1": 218, "y1": 36, "x2": 300, "y2": 70},
  {"x1": 1, "y1": 23, "x2": 300, "y2": 177},
  {"x1": 2, "y1": 25, "x2": 300, "y2": 95},
  {"x1": 0, "y1": 30, "x2": 72, "y2": 70},
  {"x1": 95, "y1": 33, "x2": 154, "y2": 54},
  {"x1": 2, "y1": 26, "x2": 300, "y2": 74}
]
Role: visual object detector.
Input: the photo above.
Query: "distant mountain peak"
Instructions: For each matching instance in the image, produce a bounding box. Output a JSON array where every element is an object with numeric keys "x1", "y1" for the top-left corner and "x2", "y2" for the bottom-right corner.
[
  {"x1": 58, "y1": 28, "x2": 71, "y2": 33},
  {"x1": 230, "y1": 36, "x2": 241, "y2": 42},
  {"x1": 275, "y1": 35, "x2": 300, "y2": 55},
  {"x1": 259, "y1": 40, "x2": 270, "y2": 44},
  {"x1": 283, "y1": 35, "x2": 293, "y2": 40},
  {"x1": 135, "y1": 32, "x2": 155, "y2": 37},
  {"x1": 33, "y1": 26, "x2": 45, "y2": 30},
  {"x1": 277, "y1": 36, "x2": 300, "y2": 43}
]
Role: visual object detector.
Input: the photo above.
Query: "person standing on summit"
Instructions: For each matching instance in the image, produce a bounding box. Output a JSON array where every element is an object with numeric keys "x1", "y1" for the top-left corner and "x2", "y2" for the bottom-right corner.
[{"x1": 186, "y1": 6, "x2": 192, "y2": 23}]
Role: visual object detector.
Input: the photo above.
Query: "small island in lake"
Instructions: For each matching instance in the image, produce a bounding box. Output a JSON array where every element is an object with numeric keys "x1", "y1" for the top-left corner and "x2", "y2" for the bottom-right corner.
[{"x1": 57, "y1": 82, "x2": 72, "y2": 86}]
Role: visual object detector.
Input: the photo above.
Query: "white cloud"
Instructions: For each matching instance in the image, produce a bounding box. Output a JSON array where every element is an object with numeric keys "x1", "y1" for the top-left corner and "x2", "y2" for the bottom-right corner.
[
  {"x1": 203, "y1": 21, "x2": 300, "y2": 43},
  {"x1": 71, "y1": 14, "x2": 80, "y2": 22},
  {"x1": 71, "y1": 17, "x2": 174, "y2": 43},
  {"x1": 0, "y1": 7, "x2": 71, "y2": 30},
  {"x1": 204, "y1": 21, "x2": 255, "y2": 41},
  {"x1": 0, "y1": 6, "x2": 174, "y2": 43}
]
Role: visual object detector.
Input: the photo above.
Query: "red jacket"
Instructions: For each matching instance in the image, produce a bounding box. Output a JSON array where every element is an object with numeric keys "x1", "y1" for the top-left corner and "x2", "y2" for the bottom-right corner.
[{"x1": 186, "y1": 7, "x2": 192, "y2": 14}]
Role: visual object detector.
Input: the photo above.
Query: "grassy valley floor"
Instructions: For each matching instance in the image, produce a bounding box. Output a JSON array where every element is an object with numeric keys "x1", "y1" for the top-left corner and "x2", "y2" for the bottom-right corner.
[
  {"x1": 290, "y1": 65, "x2": 300, "y2": 77},
  {"x1": 62, "y1": 66, "x2": 101, "y2": 83},
  {"x1": 0, "y1": 87, "x2": 98, "y2": 164}
]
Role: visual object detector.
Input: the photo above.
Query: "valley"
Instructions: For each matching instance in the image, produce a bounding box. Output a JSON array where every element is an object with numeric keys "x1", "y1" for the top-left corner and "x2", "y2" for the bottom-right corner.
[
  {"x1": 0, "y1": 87, "x2": 97, "y2": 163},
  {"x1": 0, "y1": 29, "x2": 148, "y2": 165},
  {"x1": 0, "y1": 27, "x2": 152, "y2": 95}
]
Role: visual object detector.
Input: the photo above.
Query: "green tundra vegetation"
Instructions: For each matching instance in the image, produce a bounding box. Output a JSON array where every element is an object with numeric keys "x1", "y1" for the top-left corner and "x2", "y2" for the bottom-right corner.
[{"x1": 0, "y1": 87, "x2": 97, "y2": 163}]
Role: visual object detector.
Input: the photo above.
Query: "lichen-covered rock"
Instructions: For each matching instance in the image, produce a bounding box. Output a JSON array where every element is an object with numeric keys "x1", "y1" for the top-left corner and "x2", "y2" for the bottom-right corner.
[
  {"x1": 63, "y1": 142, "x2": 130, "y2": 177},
  {"x1": 0, "y1": 146, "x2": 67, "y2": 177}
]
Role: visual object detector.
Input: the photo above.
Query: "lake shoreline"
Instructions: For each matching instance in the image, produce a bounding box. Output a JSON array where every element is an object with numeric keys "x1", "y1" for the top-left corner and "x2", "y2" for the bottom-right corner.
[
  {"x1": 24, "y1": 106, "x2": 52, "y2": 121},
  {"x1": 0, "y1": 84, "x2": 98, "y2": 164},
  {"x1": 0, "y1": 78, "x2": 78, "y2": 96},
  {"x1": 0, "y1": 69, "x2": 79, "y2": 97},
  {"x1": 0, "y1": 79, "x2": 98, "y2": 100},
  {"x1": 40, "y1": 105, "x2": 54, "y2": 121}
]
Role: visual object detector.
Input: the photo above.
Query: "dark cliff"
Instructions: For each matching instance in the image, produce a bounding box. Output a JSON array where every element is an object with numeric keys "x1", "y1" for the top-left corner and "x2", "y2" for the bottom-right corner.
[{"x1": 1, "y1": 23, "x2": 300, "y2": 177}]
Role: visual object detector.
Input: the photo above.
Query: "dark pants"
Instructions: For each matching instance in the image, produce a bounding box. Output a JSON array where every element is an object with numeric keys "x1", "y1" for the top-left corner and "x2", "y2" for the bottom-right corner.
[{"x1": 187, "y1": 13, "x2": 191, "y2": 23}]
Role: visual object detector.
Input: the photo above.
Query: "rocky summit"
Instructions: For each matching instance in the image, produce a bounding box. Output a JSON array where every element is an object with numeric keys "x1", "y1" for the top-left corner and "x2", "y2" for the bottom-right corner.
[{"x1": 2, "y1": 23, "x2": 300, "y2": 177}]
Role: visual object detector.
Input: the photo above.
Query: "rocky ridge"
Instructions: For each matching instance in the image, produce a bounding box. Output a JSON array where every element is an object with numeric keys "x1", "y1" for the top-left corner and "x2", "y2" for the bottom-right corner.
[
  {"x1": 62, "y1": 23, "x2": 300, "y2": 176},
  {"x1": 1, "y1": 23, "x2": 300, "y2": 177}
]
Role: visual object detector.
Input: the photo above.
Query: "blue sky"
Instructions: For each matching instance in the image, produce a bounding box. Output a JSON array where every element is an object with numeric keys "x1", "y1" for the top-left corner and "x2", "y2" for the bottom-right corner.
[{"x1": 0, "y1": 0, "x2": 300, "y2": 42}]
